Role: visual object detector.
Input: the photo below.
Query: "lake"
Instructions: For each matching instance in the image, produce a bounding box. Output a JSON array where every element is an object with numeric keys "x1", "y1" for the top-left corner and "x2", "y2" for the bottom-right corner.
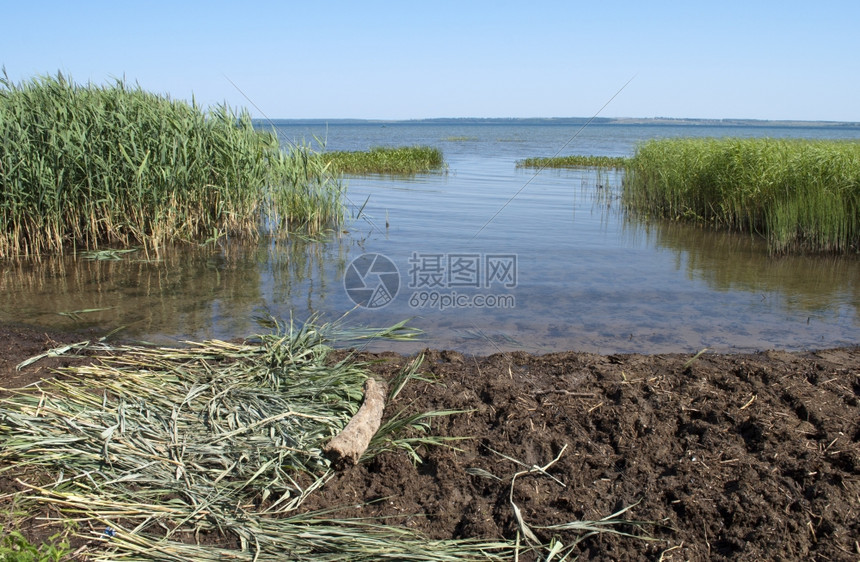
[{"x1": 2, "y1": 120, "x2": 858, "y2": 354}]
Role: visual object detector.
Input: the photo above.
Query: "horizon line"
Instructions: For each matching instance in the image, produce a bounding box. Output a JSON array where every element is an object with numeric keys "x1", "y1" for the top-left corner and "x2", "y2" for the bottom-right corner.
[{"x1": 256, "y1": 116, "x2": 860, "y2": 126}]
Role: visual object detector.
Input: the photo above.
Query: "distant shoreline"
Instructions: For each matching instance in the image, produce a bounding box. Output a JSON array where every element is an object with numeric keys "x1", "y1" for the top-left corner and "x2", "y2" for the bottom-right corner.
[{"x1": 262, "y1": 117, "x2": 860, "y2": 128}]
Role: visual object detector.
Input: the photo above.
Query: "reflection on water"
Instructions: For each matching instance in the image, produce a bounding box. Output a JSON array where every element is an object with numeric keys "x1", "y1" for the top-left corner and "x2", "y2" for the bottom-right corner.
[
  {"x1": 262, "y1": 236, "x2": 350, "y2": 316},
  {"x1": 1, "y1": 122, "x2": 858, "y2": 354},
  {"x1": 0, "y1": 238, "x2": 351, "y2": 343},
  {"x1": 647, "y1": 222, "x2": 858, "y2": 316}
]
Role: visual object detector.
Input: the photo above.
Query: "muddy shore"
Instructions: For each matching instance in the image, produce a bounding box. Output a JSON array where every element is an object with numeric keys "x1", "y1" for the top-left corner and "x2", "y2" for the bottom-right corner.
[{"x1": 1, "y1": 324, "x2": 858, "y2": 560}]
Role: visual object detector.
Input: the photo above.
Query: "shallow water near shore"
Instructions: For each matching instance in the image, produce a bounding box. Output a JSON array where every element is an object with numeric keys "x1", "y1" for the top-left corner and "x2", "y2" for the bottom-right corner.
[{"x1": 1, "y1": 121, "x2": 858, "y2": 354}]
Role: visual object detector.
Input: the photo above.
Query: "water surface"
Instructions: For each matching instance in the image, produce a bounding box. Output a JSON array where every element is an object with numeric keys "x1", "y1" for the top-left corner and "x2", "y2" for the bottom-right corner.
[{"x1": 2, "y1": 121, "x2": 858, "y2": 354}]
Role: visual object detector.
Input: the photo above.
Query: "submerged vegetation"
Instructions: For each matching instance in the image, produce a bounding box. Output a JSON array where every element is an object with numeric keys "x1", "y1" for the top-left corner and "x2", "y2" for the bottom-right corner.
[
  {"x1": 322, "y1": 145, "x2": 445, "y2": 176},
  {"x1": 0, "y1": 72, "x2": 343, "y2": 258},
  {"x1": 623, "y1": 138, "x2": 860, "y2": 254},
  {"x1": 517, "y1": 154, "x2": 628, "y2": 169}
]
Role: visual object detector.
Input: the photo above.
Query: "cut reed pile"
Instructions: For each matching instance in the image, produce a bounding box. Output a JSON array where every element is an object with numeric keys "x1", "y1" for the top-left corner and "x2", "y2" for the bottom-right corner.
[
  {"x1": 516, "y1": 155, "x2": 627, "y2": 169},
  {"x1": 0, "y1": 72, "x2": 343, "y2": 258},
  {"x1": 322, "y1": 146, "x2": 445, "y2": 176},
  {"x1": 623, "y1": 138, "x2": 860, "y2": 254},
  {"x1": 0, "y1": 319, "x2": 655, "y2": 560}
]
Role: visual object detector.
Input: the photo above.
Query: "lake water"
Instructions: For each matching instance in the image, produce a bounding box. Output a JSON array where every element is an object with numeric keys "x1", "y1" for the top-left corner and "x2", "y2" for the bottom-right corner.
[{"x1": 2, "y1": 121, "x2": 859, "y2": 354}]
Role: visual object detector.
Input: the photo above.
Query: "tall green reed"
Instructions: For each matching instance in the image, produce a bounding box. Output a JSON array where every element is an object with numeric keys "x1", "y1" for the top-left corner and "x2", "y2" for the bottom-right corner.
[
  {"x1": 0, "y1": 71, "x2": 343, "y2": 258},
  {"x1": 623, "y1": 137, "x2": 860, "y2": 254}
]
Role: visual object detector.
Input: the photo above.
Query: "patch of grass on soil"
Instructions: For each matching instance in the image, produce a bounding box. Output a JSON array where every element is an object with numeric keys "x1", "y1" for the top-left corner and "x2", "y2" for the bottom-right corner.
[{"x1": 0, "y1": 320, "x2": 657, "y2": 560}]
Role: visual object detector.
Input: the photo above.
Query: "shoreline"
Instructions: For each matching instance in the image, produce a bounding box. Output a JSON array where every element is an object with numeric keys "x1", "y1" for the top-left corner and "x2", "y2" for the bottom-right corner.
[
  {"x1": 2, "y1": 323, "x2": 858, "y2": 560},
  {"x1": 2, "y1": 320, "x2": 858, "y2": 375}
]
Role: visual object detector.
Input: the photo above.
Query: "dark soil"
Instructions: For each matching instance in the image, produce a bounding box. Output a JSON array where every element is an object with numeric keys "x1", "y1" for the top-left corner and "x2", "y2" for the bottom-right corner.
[
  {"x1": 0, "y1": 325, "x2": 103, "y2": 394},
  {"x1": 2, "y1": 325, "x2": 859, "y2": 560}
]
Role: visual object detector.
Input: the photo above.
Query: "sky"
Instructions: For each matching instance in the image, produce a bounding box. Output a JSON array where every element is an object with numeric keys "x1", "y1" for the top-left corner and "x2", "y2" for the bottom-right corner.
[{"x1": 3, "y1": 1, "x2": 859, "y2": 122}]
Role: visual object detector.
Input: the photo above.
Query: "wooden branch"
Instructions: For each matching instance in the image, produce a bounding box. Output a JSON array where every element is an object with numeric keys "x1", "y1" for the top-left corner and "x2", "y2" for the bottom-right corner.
[{"x1": 323, "y1": 378, "x2": 387, "y2": 468}]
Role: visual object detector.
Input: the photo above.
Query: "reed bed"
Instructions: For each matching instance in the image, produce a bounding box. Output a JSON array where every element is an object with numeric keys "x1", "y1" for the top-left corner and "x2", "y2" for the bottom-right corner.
[
  {"x1": 322, "y1": 146, "x2": 445, "y2": 176},
  {"x1": 0, "y1": 319, "x2": 655, "y2": 560},
  {"x1": 516, "y1": 155, "x2": 628, "y2": 169},
  {"x1": 623, "y1": 138, "x2": 860, "y2": 254},
  {"x1": 0, "y1": 72, "x2": 343, "y2": 258}
]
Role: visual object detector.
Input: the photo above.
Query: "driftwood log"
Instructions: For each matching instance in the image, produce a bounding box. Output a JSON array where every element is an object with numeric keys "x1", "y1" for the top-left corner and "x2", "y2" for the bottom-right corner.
[{"x1": 323, "y1": 378, "x2": 387, "y2": 467}]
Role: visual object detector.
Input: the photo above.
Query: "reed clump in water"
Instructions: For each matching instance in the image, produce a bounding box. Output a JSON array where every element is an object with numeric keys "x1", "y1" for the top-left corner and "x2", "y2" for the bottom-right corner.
[
  {"x1": 623, "y1": 138, "x2": 860, "y2": 254},
  {"x1": 0, "y1": 72, "x2": 343, "y2": 258},
  {"x1": 322, "y1": 145, "x2": 445, "y2": 175},
  {"x1": 517, "y1": 155, "x2": 628, "y2": 169}
]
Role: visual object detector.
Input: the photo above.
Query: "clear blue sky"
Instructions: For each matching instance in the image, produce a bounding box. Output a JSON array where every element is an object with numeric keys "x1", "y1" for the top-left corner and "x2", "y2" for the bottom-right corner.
[{"x1": 3, "y1": 1, "x2": 859, "y2": 121}]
